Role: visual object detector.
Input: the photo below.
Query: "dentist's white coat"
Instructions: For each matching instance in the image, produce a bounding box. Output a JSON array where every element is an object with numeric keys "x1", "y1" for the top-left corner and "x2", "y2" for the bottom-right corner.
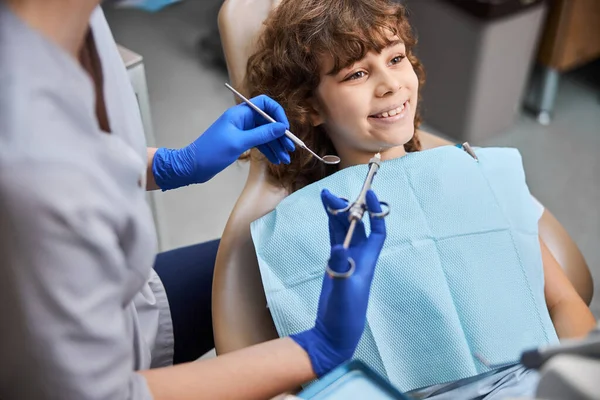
[{"x1": 0, "y1": 5, "x2": 173, "y2": 399}]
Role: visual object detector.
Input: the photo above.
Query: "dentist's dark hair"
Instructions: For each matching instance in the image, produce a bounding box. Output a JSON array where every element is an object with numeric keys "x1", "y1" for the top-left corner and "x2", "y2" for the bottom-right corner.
[{"x1": 244, "y1": 0, "x2": 425, "y2": 192}]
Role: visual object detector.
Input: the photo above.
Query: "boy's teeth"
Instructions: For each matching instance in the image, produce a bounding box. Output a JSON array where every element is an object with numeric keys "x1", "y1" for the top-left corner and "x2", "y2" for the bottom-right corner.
[{"x1": 375, "y1": 102, "x2": 406, "y2": 118}]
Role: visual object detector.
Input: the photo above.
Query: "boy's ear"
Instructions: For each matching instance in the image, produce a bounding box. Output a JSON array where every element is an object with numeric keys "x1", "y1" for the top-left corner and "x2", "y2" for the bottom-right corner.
[{"x1": 308, "y1": 97, "x2": 325, "y2": 127}]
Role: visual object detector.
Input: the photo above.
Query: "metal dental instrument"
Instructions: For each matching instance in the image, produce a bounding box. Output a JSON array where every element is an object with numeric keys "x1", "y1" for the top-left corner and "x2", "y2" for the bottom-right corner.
[
  {"x1": 459, "y1": 142, "x2": 478, "y2": 161},
  {"x1": 474, "y1": 353, "x2": 519, "y2": 370},
  {"x1": 324, "y1": 153, "x2": 389, "y2": 279},
  {"x1": 474, "y1": 326, "x2": 600, "y2": 371},
  {"x1": 327, "y1": 152, "x2": 390, "y2": 250},
  {"x1": 225, "y1": 83, "x2": 341, "y2": 165}
]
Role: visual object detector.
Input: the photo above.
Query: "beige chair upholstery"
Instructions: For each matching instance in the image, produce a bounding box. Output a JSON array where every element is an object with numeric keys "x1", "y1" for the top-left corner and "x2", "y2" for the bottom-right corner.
[{"x1": 213, "y1": 0, "x2": 594, "y2": 355}]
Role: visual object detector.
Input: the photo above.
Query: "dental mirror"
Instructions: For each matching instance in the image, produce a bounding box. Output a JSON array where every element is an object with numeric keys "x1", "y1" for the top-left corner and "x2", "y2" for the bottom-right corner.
[{"x1": 225, "y1": 83, "x2": 341, "y2": 165}]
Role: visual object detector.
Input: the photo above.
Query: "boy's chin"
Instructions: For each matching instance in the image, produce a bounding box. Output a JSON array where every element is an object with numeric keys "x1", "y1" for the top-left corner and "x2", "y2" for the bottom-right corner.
[{"x1": 379, "y1": 127, "x2": 415, "y2": 148}]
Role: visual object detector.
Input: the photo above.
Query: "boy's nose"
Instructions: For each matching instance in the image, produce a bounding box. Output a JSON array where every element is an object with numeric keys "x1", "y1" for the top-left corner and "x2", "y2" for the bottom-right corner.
[{"x1": 374, "y1": 69, "x2": 402, "y2": 98}]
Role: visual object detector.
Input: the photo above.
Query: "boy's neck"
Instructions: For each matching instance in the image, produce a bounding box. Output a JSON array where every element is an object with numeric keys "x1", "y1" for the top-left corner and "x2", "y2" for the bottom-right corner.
[{"x1": 339, "y1": 145, "x2": 407, "y2": 169}]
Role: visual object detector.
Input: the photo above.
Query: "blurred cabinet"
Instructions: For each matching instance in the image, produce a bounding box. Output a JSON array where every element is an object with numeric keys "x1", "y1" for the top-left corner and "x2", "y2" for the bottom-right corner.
[
  {"x1": 538, "y1": 0, "x2": 600, "y2": 71},
  {"x1": 532, "y1": 0, "x2": 600, "y2": 124}
]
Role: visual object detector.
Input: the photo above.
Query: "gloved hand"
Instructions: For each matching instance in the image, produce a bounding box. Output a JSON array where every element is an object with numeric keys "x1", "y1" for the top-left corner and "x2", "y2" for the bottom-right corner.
[
  {"x1": 152, "y1": 95, "x2": 295, "y2": 190},
  {"x1": 291, "y1": 189, "x2": 387, "y2": 377}
]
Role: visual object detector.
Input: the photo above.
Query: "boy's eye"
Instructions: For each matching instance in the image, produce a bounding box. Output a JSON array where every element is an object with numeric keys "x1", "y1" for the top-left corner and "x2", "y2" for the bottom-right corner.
[
  {"x1": 346, "y1": 71, "x2": 367, "y2": 81},
  {"x1": 390, "y1": 55, "x2": 406, "y2": 65}
]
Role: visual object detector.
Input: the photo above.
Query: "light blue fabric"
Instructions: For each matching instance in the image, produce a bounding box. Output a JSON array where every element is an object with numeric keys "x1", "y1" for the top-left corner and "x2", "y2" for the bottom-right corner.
[
  {"x1": 251, "y1": 146, "x2": 558, "y2": 392},
  {"x1": 114, "y1": 0, "x2": 181, "y2": 12}
]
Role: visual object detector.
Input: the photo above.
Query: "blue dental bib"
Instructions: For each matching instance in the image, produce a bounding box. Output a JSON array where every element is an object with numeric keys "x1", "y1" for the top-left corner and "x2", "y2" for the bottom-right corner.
[{"x1": 251, "y1": 146, "x2": 558, "y2": 391}]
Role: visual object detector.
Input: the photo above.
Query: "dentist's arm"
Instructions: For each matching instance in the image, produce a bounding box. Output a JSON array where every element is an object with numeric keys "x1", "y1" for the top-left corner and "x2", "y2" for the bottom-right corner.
[
  {"x1": 140, "y1": 190, "x2": 387, "y2": 399},
  {"x1": 141, "y1": 338, "x2": 313, "y2": 400},
  {"x1": 146, "y1": 95, "x2": 295, "y2": 191},
  {"x1": 146, "y1": 147, "x2": 159, "y2": 190}
]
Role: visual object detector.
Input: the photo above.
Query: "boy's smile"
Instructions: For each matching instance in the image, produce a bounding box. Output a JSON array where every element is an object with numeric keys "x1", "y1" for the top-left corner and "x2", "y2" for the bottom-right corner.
[
  {"x1": 310, "y1": 39, "x2": 419, "y2": 167},
  {"x1": 368, "y1": 99, "x2": 411, "y2": 123}
]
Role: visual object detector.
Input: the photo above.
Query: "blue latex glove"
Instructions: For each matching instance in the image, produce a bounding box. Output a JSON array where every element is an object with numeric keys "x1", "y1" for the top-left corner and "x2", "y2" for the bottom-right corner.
[
  {"x1": 291, "y1": 189, "x2": 387, "y2": 377},
  {"x1": 152, "y1": 95, "x2": 295, "y2": 190}
]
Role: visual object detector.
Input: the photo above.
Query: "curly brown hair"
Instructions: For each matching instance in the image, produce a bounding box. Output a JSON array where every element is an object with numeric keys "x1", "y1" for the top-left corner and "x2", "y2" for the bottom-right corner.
[{"x1": 245, "y1": 0, "x2": 425, "y2": 192}]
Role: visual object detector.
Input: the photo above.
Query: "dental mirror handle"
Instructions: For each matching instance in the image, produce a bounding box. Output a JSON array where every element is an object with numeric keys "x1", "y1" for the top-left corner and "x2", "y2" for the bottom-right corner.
[
  {"x1": 284, "y1": 130, "x2": 309, "y2": 151},
  {"x1": 224, "y1": 83, "x2": 341, "y2": 165},
  {"x1": 225, "y1": 83, "x2": 306, "y2": 148}
]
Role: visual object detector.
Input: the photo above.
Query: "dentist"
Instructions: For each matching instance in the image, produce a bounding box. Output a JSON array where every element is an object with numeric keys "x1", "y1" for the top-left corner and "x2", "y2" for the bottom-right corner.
[{"x1": 0, "y1": 1, "x2": 387, "y2": 399}]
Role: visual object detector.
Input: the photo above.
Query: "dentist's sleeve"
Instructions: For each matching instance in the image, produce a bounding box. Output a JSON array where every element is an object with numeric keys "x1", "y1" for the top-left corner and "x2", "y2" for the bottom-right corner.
[{"x1": 0, "y1": 165, "x2": 152, "y2": 400}]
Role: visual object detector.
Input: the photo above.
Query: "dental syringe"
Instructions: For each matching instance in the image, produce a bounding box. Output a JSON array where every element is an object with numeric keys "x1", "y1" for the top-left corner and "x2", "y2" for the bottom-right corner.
[{"x1": 342, "y1": 152, "x2": 385, "y2": 248}]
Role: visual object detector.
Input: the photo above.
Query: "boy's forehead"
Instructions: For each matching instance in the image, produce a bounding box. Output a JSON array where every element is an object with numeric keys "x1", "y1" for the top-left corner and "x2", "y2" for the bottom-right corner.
[
  {"x1": 319, "y1": 37, "x2": 405, "y2": 76},
  {"x1": 318, "y1": 54, "x2": 337, "y2": 75}
]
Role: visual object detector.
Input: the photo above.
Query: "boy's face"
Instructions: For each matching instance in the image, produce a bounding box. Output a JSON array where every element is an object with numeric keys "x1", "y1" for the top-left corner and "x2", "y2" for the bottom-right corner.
[{"x1": 311, "y1": 39, "x2": 419, "y2": 165}]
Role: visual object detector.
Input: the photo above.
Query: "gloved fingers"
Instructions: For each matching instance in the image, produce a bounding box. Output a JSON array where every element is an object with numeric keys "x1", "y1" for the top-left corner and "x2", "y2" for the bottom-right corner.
[
  {"x1": 325, "y1": 245, "x2": 356, "y2": 310},
  {"x1": 321, "y1": 189, "x2": 368, "y2": 247},
  {"x1": 243, "y1": 101, "x2": 293, "y2": 154},
  {"x1": 317, "y1": 269, "x2": 333, "y2": 312},
  {"x1": 351, "y1": 191, "x2": 386, "y2": 281},
  {"x1": 250, "y1": 110, "x2": 271, "y2": 129},
  {"x1": 249, "y1": 95, "x2": 290, "y2": 128},
  {"x1": 349, "y1": 219, "x2": 368, "y2": 247},
  {"x1": 280, "y1": 136, "x2": 296, "y2": 153},
  {"x1": 241, "y1": 122, "x2": 288, "y2": 151},
  {"x1": 365, "y1": 190, "x2": 386, "y2": 239},
  {"x1": 321, "y1": 188, "x2": 348, "y2": 214},
  {"x1": 321, "y1": 189, "x2": 351, "y2": 246},
  {"x1": 226, "y1": 102, "x2": 255, "y2": 129},
  {"x1": 257, "y1": 144, "x2": 280, "y2": 165},
  {"x1": 327, "y1": 244, "x2": 352, "y2": 276},
  {"x1": 266, "y1": 139, "x2": 291, "y2": 164}
]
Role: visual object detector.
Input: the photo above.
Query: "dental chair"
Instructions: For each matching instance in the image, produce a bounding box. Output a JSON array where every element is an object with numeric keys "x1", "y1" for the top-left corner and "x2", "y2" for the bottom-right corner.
[{"x1": 212, "y1": 0, "x2": 594, "y2": 356}]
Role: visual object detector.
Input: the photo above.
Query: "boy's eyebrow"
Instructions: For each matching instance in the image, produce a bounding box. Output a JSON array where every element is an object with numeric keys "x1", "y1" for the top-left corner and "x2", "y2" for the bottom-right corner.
[
  {"x1": 387, "y1": 39, "x2": 405, "y2": 48},
  {"x1": 328, "y1": 40, "x2": 406, "y2": 76}
]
